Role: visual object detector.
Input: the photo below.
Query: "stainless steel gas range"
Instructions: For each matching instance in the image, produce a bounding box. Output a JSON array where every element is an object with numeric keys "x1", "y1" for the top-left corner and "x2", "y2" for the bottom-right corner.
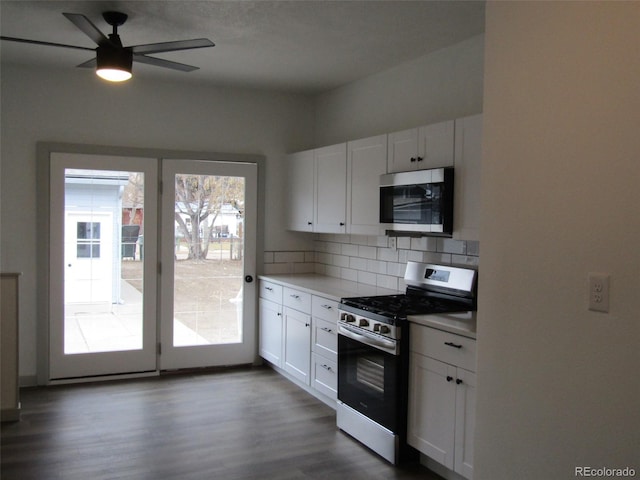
[{"x1": 336, "y1": 262, "x2": 477, "y2": 464}]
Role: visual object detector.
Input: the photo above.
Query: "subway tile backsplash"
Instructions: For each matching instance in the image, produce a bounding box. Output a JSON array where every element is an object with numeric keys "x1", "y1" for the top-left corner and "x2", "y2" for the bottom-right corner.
[{"x1": 264, "y1": 234, "x2": 479, "y2": 290}]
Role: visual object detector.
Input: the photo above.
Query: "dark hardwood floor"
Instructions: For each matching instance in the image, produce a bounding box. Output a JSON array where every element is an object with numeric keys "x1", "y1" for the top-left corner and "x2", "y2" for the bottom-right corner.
[{"x1": 1, "y1": 366, "x2": 443, "y2": 480}]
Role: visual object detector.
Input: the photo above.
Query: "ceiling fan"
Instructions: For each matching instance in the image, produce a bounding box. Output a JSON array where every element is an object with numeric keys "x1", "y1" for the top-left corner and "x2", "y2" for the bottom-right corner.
[{"x1": 0, "y1": 11, "x2": 215, "y2": 82}]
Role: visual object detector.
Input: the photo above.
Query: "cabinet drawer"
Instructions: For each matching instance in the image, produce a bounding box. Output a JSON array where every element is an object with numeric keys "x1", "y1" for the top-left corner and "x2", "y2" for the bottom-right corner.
[
  {"x1": 283, "y1": 287, "x2": 311, "y2": 313},
  {"x1": 312, "y1": 317, "x2": 337, "y2": 360},
  {"x1": 311, "y1": 296, "x2": 339, "y2": 322},
  {"x1": 260, "y1": 280, "x2": 283, "y2": 303},
  {"x1": 312, "y1": 353, "x2": 337, "y2": 400},
  {"x1": 410, "y1": 324, "x2": 476, "y2": 372}
]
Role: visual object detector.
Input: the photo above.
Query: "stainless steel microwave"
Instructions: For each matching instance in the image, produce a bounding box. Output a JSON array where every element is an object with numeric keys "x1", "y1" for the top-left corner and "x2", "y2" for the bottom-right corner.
[{"x1": 379, "y1": 167, "x2": 454, "y2": 235}]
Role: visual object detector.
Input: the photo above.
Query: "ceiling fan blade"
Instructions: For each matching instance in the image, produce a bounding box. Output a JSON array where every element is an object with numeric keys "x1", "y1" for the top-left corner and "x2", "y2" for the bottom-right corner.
[
  {"x1": 130, "y1": 38, "x2": 214, "y2": 55},
  {"x1": 0, "y1": 36, "x2": 94, "y2": 52},
  {"x1": 133, "y1": 54, "x2": 199, "y2": 72},
  {"x1": 76, "y1": 58, "x2": 97, "y2": 69},
  {"x1": 63, "y1": 12, "x2": 111, "y2": 47}
]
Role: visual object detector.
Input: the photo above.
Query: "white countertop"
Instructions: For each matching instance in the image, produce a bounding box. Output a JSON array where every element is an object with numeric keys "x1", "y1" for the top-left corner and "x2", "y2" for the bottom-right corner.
[
  {"x1": 258, "y1": 273, "x2": 400, "y2": 301},
  {"x1": 408, "y1": 311, "x2": 477, "y2": 339},
  {"x1": 259, "y1": 273, "x2": 477, "y2": 339}
]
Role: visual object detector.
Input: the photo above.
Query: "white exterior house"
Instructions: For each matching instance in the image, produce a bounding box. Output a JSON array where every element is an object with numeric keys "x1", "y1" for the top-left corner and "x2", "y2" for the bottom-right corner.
[{"x1": 63, "y1": 170, "x2": 129, "y2": 305}]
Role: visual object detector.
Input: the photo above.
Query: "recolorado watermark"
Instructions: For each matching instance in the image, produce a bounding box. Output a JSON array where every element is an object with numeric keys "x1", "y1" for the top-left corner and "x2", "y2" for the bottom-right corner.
[{"x1": 575, "y1": 466, "x2": 636, "y2": 477}]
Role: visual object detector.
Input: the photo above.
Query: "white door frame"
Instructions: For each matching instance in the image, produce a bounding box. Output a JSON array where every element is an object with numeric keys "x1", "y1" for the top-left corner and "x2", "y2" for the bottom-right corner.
[{"x1": 36, "y1": 143, "x2": 265, "y2": 385}]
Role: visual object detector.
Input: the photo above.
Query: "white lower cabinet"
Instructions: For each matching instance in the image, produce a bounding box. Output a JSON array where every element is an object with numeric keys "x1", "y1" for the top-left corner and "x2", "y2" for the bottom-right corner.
[
  {"x1": 408, "y1": 324, "x2": 476, "y2": 480},
  {"x1": 258, "y1": 298, "x2": 283, "y2": 367},
  {"x1": 283, "y1": 306, "x2": 311, "y2": 385},
  {"x1": 258, "y1": 279, "x2": 339, "y2": 406},
  {"x1": 311, "y1": 353, "x2": 337, "y2": 399}
]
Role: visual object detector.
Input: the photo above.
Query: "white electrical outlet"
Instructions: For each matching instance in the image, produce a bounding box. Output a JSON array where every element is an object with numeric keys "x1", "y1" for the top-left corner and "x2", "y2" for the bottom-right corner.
[{"x1": 588, "y1": 273, "x2": 610, "y2": 313}]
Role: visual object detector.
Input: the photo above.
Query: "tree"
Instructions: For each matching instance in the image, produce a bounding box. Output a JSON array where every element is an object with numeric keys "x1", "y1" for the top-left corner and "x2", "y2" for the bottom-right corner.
[
  {"x1": 122, "y1": 172, "x2": 144, "y2": 225},
  {"x1": 174, "y1": 174, "x2": 244, "y2": 260}
]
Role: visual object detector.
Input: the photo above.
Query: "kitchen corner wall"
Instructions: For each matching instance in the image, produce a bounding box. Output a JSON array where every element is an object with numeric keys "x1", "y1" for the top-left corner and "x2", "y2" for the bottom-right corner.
[{"x1": 264, "y1": 234, "x2": 479, "y2": 291}]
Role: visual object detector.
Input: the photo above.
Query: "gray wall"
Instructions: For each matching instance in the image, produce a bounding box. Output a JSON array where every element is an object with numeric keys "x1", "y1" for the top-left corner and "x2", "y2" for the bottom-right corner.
[
  {"x1": 476, "y1": 2, "x2": 639, "y2": 478},
  {"x1": 313, "y1": 34, "x2": 484, "y2": 145}
]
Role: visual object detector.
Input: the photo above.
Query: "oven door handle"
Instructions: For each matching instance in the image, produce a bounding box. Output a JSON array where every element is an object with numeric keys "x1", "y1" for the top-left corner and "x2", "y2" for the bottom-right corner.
[{"x1": 338, "y1": 324, "x2": 398, "y2": 355}]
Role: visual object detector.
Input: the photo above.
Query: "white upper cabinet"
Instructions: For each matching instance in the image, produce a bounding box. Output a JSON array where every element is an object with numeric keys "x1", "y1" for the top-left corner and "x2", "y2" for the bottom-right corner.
[
  {"x1": 286, "y1": 149, "x2": 315, "y2": 232},
  {"x1": 314, "y1": 143, "x2": 348, "y2": 234},
  {"x1": 453, "y1": 114, "x2": 483, "y2": 242},
  {"x1": 387, "y1": 128, "x2": 419, "y2": 173},
  {"x1": 347, "y1": 134, "x2": 387, "y2": 235},
  {"x1": 387, "y1": 120, "x2": 455, "y2": 173}
]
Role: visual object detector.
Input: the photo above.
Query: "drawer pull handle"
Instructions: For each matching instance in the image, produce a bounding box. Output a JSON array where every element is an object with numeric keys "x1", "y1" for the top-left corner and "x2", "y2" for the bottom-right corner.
[
  {"x1": 265, "y1": 287, "x2": 273, "y2": 291},
  {"x1": 321, "y1": 304, "x2": 333, "y2": 310},
  {"x1": 444, "y1": 341, "x2": 463, "y2": 349},
  {"x1": 320, "y1": 327, "x2": 333, "y2": 333},
  {"x1": 321, "y1": 364, "x2": 333, "y2": 372},
  {"x1": 290, "y1": 294, "x2": 300, "y2": 299}
]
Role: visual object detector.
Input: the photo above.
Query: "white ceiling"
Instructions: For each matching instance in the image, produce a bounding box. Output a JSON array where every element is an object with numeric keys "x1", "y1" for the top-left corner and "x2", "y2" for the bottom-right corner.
[{"x1": 0, "y1": 0, "x2": 485, "y2": 94}]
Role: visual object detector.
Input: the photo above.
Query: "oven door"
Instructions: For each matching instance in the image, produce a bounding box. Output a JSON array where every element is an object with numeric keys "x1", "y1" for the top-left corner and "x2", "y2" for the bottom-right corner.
[{"x1": 338, "y1": 329, "x2": 400, "y2": 432}]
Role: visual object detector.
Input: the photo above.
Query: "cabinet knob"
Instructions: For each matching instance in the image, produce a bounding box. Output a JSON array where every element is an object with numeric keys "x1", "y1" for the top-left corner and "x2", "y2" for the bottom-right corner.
[
  {"x1": 446, "y1": 376, "x2": 453, "y2": 382},
  {"x1": 416, "y1": 156, "x2": 424, "y2": 162},
  {"x1": 305, "y1": 323, "x2": 310, "y2": 327},
  {"x1": 456, "y1": 379, "x2": 463, "y2": 385},
  {"x1": 339, "y1": 222, "x2": 345, "y2": 226},
  {"x1": 308, "y1": 221, "x2": 313, "y2": 225},
  {"x1": 410, "y1": 157, "x2": 417, "y2": 162}
]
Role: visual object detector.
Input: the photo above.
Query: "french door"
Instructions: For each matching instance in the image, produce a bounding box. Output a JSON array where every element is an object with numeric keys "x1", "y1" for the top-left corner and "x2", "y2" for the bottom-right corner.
[
  {"x1": 49, "y1": 153, "x2": 257, "y2": 380},
  {"x1": 159, "y1": 159, "x2": 257, "y2": 369},
  {"x1": 49, "y1": 153, "x2": 158, "y2": 379}
]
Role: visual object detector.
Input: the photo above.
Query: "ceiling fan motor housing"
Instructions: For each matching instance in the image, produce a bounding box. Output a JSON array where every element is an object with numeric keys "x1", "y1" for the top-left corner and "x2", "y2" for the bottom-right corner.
[{"x1": 96, "y1": 46, "x2": 133, "y2": 73}]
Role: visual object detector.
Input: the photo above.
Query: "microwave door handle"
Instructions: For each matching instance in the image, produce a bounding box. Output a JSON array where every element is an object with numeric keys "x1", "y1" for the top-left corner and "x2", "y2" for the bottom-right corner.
[{"x1": 338, "y1": 324, "x2": 398, "y2": 354}]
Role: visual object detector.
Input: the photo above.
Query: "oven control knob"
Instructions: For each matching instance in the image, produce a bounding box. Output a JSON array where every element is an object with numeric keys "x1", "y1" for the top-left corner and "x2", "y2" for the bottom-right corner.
[
  {"x1": 373, "y1": 323, "x2": 380, "y2": 332},
  {"x1": 358, "y1": 319, "x2": 369, "y2": 327},
  {"x1": 345, "y1": 314, "x2": 356, "y2": 323},
  {"x1": 379, "y1": 325, "x2": 390, "y2": 334}
]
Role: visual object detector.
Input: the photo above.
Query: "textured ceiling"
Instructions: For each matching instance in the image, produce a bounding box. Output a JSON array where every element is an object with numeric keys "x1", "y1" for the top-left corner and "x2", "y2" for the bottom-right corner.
[{"x1": 0, "y1": 0, "x2": 485, "y2": 93}]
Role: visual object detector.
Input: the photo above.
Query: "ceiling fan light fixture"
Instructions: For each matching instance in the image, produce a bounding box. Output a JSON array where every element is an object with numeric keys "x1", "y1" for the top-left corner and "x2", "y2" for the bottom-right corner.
[{"x1": 96, "y1": 46, "x2": 132, "y2": 82}]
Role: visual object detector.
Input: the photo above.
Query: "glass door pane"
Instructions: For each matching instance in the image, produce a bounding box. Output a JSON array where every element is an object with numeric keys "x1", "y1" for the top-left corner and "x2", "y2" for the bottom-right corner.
[
  {"x1": 172, "y1": 173, "x2": 245, "y2": 347},
  {"x1": 63, "y1": 170, "x2": 143, "y2": 354}
]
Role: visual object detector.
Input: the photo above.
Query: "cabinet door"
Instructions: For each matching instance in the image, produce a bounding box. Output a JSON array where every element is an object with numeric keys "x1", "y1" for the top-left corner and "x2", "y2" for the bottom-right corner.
[
  {"x1": 453, "y1": 114, "x2": 483, "y2": 241},
  {"x1": 347, "y1": 135, "x2": 387, "y2": 235},
  {"x1": 387, "y1": 128, "x2": 419, "y2": 173},
  {"x1": 418, "y1": 120, "x2": 455, "y2": 169},
  {"x1": 454, "y1": 368, "x2": 477, "y2": 479},
  {"x1": 314, "y1": 143, "x2": 347, "y2": 233},
  {"x1": 283, "y1": 307, "x2": 311, "y2": 385},
  {"x1": 286, "y1": 149, "x2": 315, "y2": 232},
  {"x1": 312, "y1": 317, "x2": 337, "y2": 359},
  {"x1": 258, "y1": 298, "x2": 283, "y2": 367},
  {"x1": 311, "y1": 353, "x2": 337, "y2": 400},
  {"x1": 408, "y1": 353, "x2": 457, "y2": 470}
]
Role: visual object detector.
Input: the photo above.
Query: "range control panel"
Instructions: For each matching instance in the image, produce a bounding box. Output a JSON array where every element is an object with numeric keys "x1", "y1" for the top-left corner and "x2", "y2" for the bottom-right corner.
[{"x1": 338, "y1": 311, "x2": 399, "y2": 340}]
